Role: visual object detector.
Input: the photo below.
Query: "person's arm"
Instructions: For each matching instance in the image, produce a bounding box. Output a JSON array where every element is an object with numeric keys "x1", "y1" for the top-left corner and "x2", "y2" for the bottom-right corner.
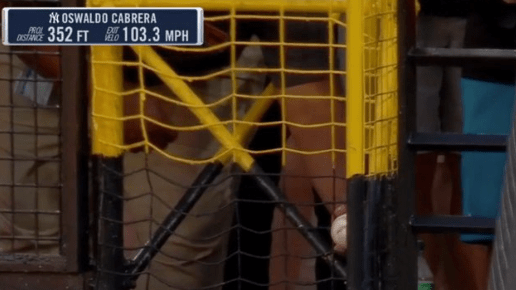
[
  {"x1": 283, "y1": 80, "x2": 347, "y2": 253},
  {"x1": 14, "y1": 46, "x2": 61, "y2": 79}
]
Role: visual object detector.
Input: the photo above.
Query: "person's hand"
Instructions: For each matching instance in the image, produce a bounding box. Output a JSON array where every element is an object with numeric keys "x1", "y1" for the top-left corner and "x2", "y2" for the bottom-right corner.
[
  {"x1": 505, "y1": 0, "x2": 516, "y2": 4},
  {"x1": 331, "y1": 204, "x2": 347, "y2": 255},
  {"x1": 123, "y1": 93, "x2": 178, "y2": 153}
]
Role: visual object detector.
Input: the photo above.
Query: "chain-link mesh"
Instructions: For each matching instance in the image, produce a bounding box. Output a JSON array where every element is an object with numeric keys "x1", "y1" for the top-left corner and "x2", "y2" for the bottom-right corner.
[{"x1": 0, "y1": 0, "x2": 63, "y2": 256}]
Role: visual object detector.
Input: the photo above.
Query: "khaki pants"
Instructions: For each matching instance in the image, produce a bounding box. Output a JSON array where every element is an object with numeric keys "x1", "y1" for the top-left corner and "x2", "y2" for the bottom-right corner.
[
  {"x1": 121, "y1": 43, "x2": 266, "y2": 290},
  {"x1": 123, "y1": 62, "x2": 263, "y2": 289},
  {"x1": 124, "y1": 140, "x2": 236, "y2": 290}
]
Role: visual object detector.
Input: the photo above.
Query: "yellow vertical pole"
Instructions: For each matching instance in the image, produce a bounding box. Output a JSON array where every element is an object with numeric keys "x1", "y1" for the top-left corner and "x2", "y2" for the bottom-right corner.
[
  {"x1": 389, "y1": 4, "x2": 399, "y2": 172},
  {"x1": 91, "y1": 46, "x2": 124, "y2": 157},
  {"x1": 346, "y1": 0, "x2": 364, "y2": 177},
  {"x1": 377, "y1": 8, "x2": 388, "y2": 174}
]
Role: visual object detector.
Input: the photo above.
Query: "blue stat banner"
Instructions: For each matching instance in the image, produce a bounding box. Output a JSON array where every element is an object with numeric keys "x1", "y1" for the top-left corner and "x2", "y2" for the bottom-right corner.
[{"x1": 2, "y1": 8, "x2": 204, "y2": 46}]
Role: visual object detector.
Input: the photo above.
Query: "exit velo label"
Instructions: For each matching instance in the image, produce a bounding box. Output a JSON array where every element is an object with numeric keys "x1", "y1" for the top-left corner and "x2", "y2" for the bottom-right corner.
[{"x1": 2, "y1": 8, "x2": 204, "y2": 46}]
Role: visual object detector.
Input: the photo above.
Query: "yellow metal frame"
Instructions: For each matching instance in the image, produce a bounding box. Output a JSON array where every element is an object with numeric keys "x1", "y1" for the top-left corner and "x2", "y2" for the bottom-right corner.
[
  {"x1": 89, "y1": 0, "x2": 349, "y2": 11},
  {"x1": 90, "y1": 0, "x2": 398, "y2": 177},
  {"x1": 132, "y1": 45, "x2": 255, "y2": 170}
]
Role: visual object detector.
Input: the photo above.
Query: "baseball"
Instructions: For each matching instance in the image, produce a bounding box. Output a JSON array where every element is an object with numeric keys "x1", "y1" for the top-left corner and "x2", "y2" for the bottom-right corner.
[{"x1": 331, "y1": 213, "x2": 347, "y2": 248}]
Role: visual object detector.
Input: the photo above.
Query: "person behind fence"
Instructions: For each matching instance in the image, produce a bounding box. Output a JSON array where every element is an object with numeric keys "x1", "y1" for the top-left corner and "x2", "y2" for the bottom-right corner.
[
  {"x1": 120, "y1": 13, "x2": 347, "y2": 290},
  {"x1": 0, "y1": 0, "x2": 178, "y2": 257},
  {"x1": 121, "y1": 36, "x2": 268, "y2": 290},
  {"x1": 0, "y1": 43, "x2": 177, "y2": 254},
  {"x1": 458, "y1": 1, "x2": 516, "y2": 290},
  {"x1": 123, "y1": 14, "x2": 346, "y2": 290},
  {"x1": 0, "y1": 40, "x2": 245, "y2": 290},
  {"x1": 413, "y1": 0, "x2": 469, "y2": 289},
  {"x1": 0, "y1": 40, "x2": 260, "y2": 290},
  {"x1": 217, "y1": 13, "x2": 346, "y2": 290}
]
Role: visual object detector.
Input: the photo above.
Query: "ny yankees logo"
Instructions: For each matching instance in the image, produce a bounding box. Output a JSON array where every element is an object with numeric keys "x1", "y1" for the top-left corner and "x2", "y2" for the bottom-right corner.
[{"x1": 49, "y1": 12, "x2": 59, "y2": 24}]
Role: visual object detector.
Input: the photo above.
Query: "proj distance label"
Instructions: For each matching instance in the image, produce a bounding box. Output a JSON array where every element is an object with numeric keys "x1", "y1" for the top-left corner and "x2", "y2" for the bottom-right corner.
[{"x1": 2, "y1": 8, "x2": 204, "y2": 46}]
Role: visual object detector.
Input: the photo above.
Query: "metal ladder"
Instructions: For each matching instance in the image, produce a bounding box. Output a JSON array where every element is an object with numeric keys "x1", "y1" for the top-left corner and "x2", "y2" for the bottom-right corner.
[{"x1": 393, "y1": 0, "x2": 515, "y2": 289}]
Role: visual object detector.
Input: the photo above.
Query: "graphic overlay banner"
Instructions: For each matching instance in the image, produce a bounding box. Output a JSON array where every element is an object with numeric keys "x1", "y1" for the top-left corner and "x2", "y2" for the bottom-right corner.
[{"x1": 2, "y1": 8, "x2": 204, "y2": 46}]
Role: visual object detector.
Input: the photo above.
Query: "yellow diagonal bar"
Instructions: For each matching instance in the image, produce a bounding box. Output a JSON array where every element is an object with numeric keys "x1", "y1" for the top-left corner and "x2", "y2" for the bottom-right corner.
[
  {"x1": 217, "y1": 84, "x2": 275, "y2": 166},
  {"x1": 132, "y1": 45, "x2": 256, "y2": 171}
]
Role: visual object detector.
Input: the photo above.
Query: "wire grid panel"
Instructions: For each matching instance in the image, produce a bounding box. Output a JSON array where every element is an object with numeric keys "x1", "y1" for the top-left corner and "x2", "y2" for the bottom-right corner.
[
  {"x1": 0, "y1": 1, "x2": 63, "y2": 257},
  {"x1": 90, "y1": 8, "x2": 348, "y2": 169},
  {"x1": 89, "y1": 0, "x2": 398, "y2": 290},
  {"x1": 363, "y1": 0, "x2": 398, "y2": 176}
]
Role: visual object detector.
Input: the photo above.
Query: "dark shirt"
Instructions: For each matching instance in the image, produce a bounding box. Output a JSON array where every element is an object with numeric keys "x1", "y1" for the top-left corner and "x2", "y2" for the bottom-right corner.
[
  {"x1": 462, "y1": 0, "x2": 516, "y2": 84},
  {"x1": 419, "y1": 0, "x2": 471, "y2": 18}
]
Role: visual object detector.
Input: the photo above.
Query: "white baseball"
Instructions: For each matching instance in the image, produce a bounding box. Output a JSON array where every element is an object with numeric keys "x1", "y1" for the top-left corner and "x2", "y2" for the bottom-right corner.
[{"x1": 331, "y1": 214, "x2": 347, "y2": 248}]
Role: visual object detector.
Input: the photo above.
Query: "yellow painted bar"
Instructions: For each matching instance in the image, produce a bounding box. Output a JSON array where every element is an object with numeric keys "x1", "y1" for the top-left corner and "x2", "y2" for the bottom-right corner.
[
  {"x1": 377, "y1": 14, "x2": 389, "y2": 173},
  {"x1": 366, "y1": 3, "x2": 380, "y2": 174},
  {"x1": 346, "y1": 0, "x2": 364, "y2": 177},
  {"x1": 91, "y1": 0, "x2": 349, "y2": 12},
  {"x1": 218, "y1": 84, "x2": 276, "y2": 166},
  {"x1": 132, "y1": 46, "x2": 256, "y2": 171},
  {"x1": 387, "y1": 8, "x2": 399, "y2": 173},
  {"x1": 91, "y1": 46, "x2": 124, "y2": 157},
  {"x1": 369, "y1": 4, "x2": 398, "y2": 175}
]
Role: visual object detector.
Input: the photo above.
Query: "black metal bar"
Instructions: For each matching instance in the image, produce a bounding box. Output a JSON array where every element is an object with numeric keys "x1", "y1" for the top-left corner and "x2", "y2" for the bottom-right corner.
[
  {"x1": 408, "y1": 48, "x2": 516, "y2": 67},
  {"x1": 379, "y1": 177, "x2": 397, "y2": 290},
  {"x1": 91, "y1": 155, "x2": 100, "y2": 270},
  {"x1": 126, "y1": 161, "x2": 224, "y2": 287},
  {"x1": 410, "y1": 215, "x2": 496, "y2": 234},
  {"x1": 363, "y1": 179, "x2": 381, "y2": 290},
  {"x1": 372, "y1": 179, "x2": 382, "y2": 290},
  {"x1": 97, "y1": 157, "x2": 125, "y2": 290},
  {"x1": 60, "y1": 44, "x2": 90, "y2": 272},
  {"x1": 408, "y1": 132, "x2": 507, "y2": 152},
  {"x1": 396, "y1": 0, "x2": 419, "y2": 289},
  {"x1": 47, "y1": 0, "x2": 88, "y2": 273},
  {"x1": 347, "y1": 175, "x2": 366, "y2": 290},
  {"x1": 249, "y1": 164, "x2": 347, "y2": 280}
]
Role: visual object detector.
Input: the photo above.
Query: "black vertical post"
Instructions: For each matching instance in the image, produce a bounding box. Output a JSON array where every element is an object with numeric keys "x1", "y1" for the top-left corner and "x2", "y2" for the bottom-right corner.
[
  {"x1": 364, "y1": 179, "x2": 382, "y2": 290},
  {"x1": 380, "y1": 177, "x2": 397, "y2": 290},
  {"x1": 60, "y1": 42, "x2": 90, "y2": 271},
  {"x1": 97, "y1": 157, "x2": 125, "y2": 290},
  {"x1": 355, "y1": 178, "x2": 383, "y2": 290},
  {"x1": 395, "y1": 0, "x2": 418, "y2": 289},
  {"x1": 347, "y1": 176, "x2": 366, "y2": 290}
]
